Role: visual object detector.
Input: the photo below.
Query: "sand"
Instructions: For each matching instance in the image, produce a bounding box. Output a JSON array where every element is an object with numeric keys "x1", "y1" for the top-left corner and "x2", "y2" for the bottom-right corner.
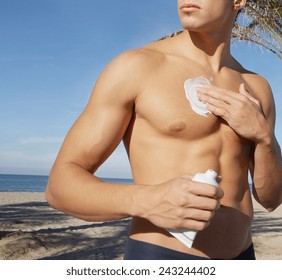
[{"x1": 0, "y1": 192, "x2": 281, "y2": 260}]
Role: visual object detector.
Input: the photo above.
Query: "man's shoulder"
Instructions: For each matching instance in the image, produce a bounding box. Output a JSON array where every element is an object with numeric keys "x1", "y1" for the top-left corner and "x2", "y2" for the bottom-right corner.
[
  {"x1": 94, "y1": 44, "x2": 169, "y2": 100},
  {"x1": 111, "y1": 43, "x2": 169, "y2": 72},
  {"x1": 231, "y1": 58, "x2": 271, "y2": 94},
  {"x1": 229, "y1": 58, "x2": 275, "y2": 122},
  {"x1": 96, "y1": 48, "x2": 161, "y2": 85},
  {"x1": 234, "y1": 61, "x2": 274, "y2": 110},
  {"x1": 240, "y1": 68, "x2": 271, "y2": 95}
]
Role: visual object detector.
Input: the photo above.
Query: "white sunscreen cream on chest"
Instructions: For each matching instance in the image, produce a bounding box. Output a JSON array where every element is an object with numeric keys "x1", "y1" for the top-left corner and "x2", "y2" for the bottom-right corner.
[
  {"x1": 184, "y1": 76, "x2": 212, "y2": 117},
  {"x1": 167, "y1": 169, "x2": 219, "y2": 248}
]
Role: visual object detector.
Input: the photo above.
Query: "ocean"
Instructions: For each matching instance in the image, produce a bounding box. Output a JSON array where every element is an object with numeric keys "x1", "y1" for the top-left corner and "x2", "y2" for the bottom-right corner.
[{"x1": 0, "y1": 174, "x2": 133, "y2": 192}]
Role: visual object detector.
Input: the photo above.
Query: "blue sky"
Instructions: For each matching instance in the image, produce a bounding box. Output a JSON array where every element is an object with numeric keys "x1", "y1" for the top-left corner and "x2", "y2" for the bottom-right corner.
[{"x1": 0, "y1": 0, "x2": 281, "y2": 177}]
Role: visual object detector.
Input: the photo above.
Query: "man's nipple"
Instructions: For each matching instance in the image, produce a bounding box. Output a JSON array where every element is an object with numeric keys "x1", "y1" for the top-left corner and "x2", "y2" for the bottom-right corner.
[{"x1": 169, "y1": 120, "x2": 187, "y2": 133}]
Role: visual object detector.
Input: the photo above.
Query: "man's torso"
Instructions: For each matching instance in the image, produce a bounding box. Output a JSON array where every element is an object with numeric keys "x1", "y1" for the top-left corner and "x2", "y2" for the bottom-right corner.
[{"x1": 123, "y1": 40, "x2": 255, "y2": 259}]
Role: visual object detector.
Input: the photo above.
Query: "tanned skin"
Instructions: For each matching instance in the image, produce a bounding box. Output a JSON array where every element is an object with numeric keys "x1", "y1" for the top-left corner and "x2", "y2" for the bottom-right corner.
[{"x1": 45, "y1": 0, "x2": 282, "y2": 259}]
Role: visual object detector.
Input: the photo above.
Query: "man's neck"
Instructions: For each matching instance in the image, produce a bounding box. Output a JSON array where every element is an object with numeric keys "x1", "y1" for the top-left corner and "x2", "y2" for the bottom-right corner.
[{"x1": 178, "y1": 30, "x2": 233, "y2": 73}]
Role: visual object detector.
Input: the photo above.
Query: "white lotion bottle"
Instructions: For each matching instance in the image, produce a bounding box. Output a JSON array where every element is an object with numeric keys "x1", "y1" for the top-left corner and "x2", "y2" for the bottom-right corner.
[{"x1": 167, "y1": 169, "x2": 219, "y2": 248}]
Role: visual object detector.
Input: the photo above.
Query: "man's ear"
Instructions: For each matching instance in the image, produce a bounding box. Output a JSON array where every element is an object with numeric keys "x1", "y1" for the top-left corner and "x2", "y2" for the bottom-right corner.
[{"x1": 233, "y1": 0, "x2": 247, "y2": 12}]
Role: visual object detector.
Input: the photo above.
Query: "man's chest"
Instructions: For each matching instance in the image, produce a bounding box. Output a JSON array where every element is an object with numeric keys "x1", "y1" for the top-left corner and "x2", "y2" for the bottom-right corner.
[{"x1": 134, "y1": 69, "x2": 244, "y2": 141}]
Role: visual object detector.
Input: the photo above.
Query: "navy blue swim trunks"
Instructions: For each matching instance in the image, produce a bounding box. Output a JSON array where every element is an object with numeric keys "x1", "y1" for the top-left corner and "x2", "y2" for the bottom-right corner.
[{"x1": 123, "y1": 238, "x2": 256, "y2": 260}]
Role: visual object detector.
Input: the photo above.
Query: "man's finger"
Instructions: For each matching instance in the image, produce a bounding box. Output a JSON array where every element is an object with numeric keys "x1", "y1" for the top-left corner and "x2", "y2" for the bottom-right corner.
[{"x1": 197, "y1": 85, "x2": 240, "y2": 105}]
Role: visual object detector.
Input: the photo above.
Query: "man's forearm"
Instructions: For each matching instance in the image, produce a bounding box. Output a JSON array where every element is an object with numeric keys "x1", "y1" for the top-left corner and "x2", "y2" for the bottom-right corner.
[
  {"x1": 45, "y1": 161, "x2": 224, "y2": 230},
  {"x1": 45, "y1": 162, "x2": 144, "y2": 221},
  {"x1": 252, "y1": 132, "x2": 282, "y2": 211}
]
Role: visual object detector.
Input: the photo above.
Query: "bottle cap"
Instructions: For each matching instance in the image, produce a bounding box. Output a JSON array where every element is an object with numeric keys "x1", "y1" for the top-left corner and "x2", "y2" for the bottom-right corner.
[{"x1": 206, "y1": 169, "x2": 218, "y2": 179}]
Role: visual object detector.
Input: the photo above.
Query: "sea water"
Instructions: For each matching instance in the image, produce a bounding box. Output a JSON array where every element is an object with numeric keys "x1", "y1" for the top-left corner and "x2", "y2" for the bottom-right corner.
[
  {"x1": 0, "y1": 174, "x2": 133, "y2": 192},
  {"x1": 0, "y1": 174, "x2": 252, "y2": 193}
]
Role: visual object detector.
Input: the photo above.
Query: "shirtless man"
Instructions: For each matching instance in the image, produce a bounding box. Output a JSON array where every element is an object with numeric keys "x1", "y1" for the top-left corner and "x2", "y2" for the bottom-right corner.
[{"x1": 45, "y1": 0, "x2": 282, "y2": 260}]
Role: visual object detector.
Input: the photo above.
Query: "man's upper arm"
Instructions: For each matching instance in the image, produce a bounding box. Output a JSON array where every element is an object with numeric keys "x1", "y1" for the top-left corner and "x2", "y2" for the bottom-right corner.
[{"x1": 54, "y1": 51, "x2": 144, "y2": 173}]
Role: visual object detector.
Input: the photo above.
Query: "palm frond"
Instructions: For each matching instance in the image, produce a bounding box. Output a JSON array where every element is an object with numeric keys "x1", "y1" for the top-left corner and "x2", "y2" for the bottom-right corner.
[{"x1": 232, "y1": 0, "x2": 282, "y2": 59}]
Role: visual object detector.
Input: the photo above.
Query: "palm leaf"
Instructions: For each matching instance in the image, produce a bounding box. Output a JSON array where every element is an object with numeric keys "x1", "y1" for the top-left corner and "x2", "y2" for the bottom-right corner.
[{"x1": 232, "y1": 0, "x2": 282, "y2": 59}]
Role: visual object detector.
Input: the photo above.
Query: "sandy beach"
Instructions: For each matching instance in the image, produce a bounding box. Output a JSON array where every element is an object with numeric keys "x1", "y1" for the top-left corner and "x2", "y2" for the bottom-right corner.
[{"x1": 0, "y1": 192, "x2": 281, "y2": 260}]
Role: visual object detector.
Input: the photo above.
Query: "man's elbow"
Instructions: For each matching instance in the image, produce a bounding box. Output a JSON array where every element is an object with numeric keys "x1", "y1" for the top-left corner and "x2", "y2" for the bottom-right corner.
[
  {"x1": 253, "y1": 189, "x2": 281, "y2": 212},
  {"x1": 45, "y1": 184, "x2": 111, "y2": 222},
  {"x1": 45, "y1": 171, "x2": 64, "y2": 212},
  {"x1": 258, "y1": 197, "x2": 282, "y2": 212},
  {"x1": 253, "y1": 180, "x2": 282, "y2": 212},
  {"x1": 45, "y1": 183, "x2": 59, "y2": 210},
  {"x1": 265, "y1": 201, "x2": 282, "y2": 212},
  {"x1": 45, "y1": 164, "x2": 68, "y2": 211}
]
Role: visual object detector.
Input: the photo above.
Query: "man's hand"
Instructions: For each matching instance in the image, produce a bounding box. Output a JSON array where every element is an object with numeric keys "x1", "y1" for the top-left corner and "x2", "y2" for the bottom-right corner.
[
  {"x1": 196, "y1": 83, "x2": 272, "y2": 143},
  {"x1": 135, "y1": 175, "x2": 224, "y2": 231}
]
